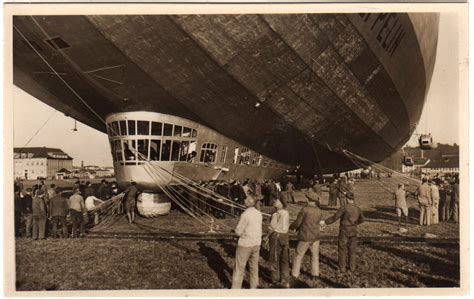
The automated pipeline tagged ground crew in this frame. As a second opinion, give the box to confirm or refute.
[328,179,338,207]
[416,178,432,226]
[321,192,365,273]
[393,183,409,228]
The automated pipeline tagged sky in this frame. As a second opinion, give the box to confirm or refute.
[11,13,461,167]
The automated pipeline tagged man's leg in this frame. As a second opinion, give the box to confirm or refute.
[78,213,85,235]
[38,217,46,239]
[71,211,78,237]
[25,214,32,237]
[348,236,357,272]
[452,201,459,222]
[291,241,310,278]
[231,246,251,289]
[425,205,431,226]
[338,231,349,271]
[51,216,58,238]
[58,216,68,238]
[309,240,320,277]
[32,217,39,240]
[279,234,290,285]
[419,206,425,226]
[248,246,260,289]
[268,233,280,284]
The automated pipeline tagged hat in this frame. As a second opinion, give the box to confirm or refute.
[36,189,45,196]
[345,192,354,200]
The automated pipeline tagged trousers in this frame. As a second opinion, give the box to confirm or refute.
[328,193,338,206]
[338,228,357,271]
[231,245,260,289]
[51,216,68,238]
[70,210,84,237]
[291,240,320,277]
[431,202,439,224]
[24,214,33,237]
[268,232,289,284]
[32,216,46,240]
[441,197,452,221]
[419,205,431,225]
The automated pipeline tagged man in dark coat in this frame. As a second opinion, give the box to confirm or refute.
[49,188,69,238]
[290,190,323,280]
[124,181,139,224]
[328,179,338,207]
[321,192,365,273]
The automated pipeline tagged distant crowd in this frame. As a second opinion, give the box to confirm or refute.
[13,179,124,239]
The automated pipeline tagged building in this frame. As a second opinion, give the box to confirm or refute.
[14,147,73,180]
[421,155,459,174]
[401,157,430,174]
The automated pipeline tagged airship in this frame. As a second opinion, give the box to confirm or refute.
[13,13,439,215]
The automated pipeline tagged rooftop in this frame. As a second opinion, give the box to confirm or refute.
[422,156,459,169]
[14,147,73,160]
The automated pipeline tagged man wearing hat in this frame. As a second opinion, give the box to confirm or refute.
[289,188,323,281]
[68,188,86,238]
[321,192,365,273]
[32,189,48,240]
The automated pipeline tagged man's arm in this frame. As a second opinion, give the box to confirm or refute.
[356,208,365,225]
[270,212,279,231]
[323,206,345,225]
[234,213,248,236]
[289,209,304,231]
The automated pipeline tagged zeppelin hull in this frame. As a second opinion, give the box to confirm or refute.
[13,14,439,174]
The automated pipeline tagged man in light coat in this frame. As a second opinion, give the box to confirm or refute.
[231,195,262,289]
[429,180,440,224]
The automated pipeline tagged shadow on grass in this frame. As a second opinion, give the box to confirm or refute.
[363,206,418,225]
[319,252,339,271]
[391,268,459,287]
[369,243,460,283]
[317,275,349,288]
[197,242,232,288]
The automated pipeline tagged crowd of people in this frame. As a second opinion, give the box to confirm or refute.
[231,188,364,288]
[13,179,125,239]
[13,171,460,288]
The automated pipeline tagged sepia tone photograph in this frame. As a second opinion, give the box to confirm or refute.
[3,2,469,296]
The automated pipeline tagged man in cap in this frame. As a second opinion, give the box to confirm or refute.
[231,195,262,289]
[68,188,86,237]
[290,187,323,281]
[321,192,365,273]
[32,189,48,240]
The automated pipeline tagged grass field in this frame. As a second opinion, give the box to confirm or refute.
[14,178,460,291]
[15,238,459,290]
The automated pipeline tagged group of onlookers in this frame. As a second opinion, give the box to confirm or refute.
[231,188,364,289]
[14,179,124,240]
[414,176,459,225]
[392,174,460,228]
